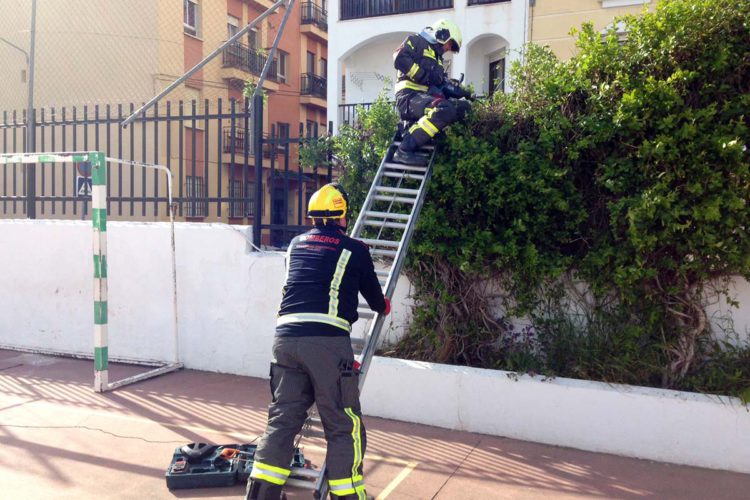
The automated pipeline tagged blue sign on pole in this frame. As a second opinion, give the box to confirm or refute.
[76,175,92,197]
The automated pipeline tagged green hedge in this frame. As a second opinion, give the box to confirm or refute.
[388,0,750,400]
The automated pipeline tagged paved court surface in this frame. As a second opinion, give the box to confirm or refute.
[1,348,749,499]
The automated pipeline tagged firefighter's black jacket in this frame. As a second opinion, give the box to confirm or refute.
[276,224,387,337]
[393,33,445,96]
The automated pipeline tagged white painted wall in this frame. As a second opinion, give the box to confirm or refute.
[328,0,528,129]
[0,220,412,376]
[362,357,750,474]
[342,37,405,105]
[1,220,749,474]
[465,35,509,95]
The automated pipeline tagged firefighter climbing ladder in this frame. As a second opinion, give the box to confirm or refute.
[283,136,438,498]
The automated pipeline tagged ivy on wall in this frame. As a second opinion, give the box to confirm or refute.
[383,0,750,399]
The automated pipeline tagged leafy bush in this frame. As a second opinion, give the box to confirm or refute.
[333,91,398,225]
[392,0,750,397]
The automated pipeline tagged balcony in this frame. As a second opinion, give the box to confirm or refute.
[301,2,328,31]
[467,0,510,5]
[340,0,453,20]
[223,127,282,165]
[222,41,279,91]
[223,126,254,156]
[300,73,327,109]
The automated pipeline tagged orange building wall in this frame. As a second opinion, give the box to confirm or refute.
[184,35,204,89]
[264,2,302,139]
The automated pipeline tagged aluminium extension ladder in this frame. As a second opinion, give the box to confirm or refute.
[280,133,439,499]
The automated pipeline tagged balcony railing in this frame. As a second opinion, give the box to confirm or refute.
[340,0,453,20]
[301,73,327,99]
[223,126,254,155]
[222,41,278,81]
[301,2,328,31]
[467,0,510,5]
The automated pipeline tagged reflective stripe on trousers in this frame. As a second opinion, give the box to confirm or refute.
[249,460,291,486]
[329,474,366,498]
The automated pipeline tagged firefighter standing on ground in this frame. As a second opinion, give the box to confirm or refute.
[246,183,390,500]
[393,19,474,166]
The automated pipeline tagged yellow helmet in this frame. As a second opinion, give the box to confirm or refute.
[307,183,349,222]
[431,19,462,53]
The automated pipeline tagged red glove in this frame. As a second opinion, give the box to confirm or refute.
[382,297,391,316]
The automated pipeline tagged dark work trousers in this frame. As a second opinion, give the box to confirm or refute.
[251,335,366,498]
[396,91,471,151]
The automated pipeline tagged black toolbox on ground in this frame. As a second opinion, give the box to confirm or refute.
[165,442,306,490]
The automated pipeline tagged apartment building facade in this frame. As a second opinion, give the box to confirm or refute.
[530,0,654,58]
[327,0,653,130]
[0,0,331,246]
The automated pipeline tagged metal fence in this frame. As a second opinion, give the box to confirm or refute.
[339,101,400,127]
[0,97,333,248]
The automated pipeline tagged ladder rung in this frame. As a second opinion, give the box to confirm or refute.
[383,171,425,181]
[360,238,400,248]
[376,269,390,276]
[307,417,322,426]
[392,141,434,151]
[373,195,416,204]
[364,220,407,230]
[287,478,316,489]
[384,162,428,173]
[290,467,321,479]
[376,186,420,196]
[365,210,411,221]
[350,337,365,348]
[358,310,375,319]
[372,248,398,257]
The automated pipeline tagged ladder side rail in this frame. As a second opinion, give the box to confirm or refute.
[357,147,436,389]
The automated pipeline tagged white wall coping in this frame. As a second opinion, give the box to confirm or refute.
[362,356,750,474]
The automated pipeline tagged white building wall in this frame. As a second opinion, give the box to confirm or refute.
[342,38,405,105]
[328,0,529,130]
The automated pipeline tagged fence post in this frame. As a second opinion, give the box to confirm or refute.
[26,0,37,219]
[252,94,264,248]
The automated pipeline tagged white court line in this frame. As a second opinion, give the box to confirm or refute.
[376,461,418,499]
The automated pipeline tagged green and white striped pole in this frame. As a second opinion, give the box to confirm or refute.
[91,152,109,392]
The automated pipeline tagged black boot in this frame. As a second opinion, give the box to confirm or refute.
[329,494,374,500]
[393,133,429,166]
[245,478,285,500]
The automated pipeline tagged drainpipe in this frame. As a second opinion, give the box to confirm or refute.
[528,0,535,48]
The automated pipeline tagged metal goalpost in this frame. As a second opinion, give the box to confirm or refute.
[0,151,182,392]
